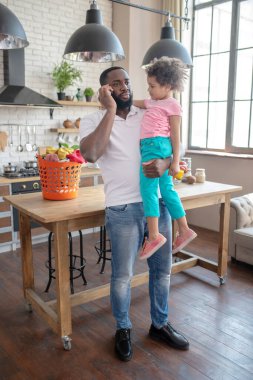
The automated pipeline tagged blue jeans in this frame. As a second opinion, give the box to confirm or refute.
[105,200,172,330]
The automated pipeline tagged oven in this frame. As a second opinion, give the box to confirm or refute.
[11,180,41,231]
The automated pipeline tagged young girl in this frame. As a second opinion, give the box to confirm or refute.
[134,57,196,260]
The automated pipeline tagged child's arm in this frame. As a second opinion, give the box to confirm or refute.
[133,100,146,109]
[169,115,181,176]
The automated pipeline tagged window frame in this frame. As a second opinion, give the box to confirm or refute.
[188,0,253,154]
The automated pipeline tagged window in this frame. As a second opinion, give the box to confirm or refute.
[189,0,253,154]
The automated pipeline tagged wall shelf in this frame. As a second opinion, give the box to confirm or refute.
[50,128,79,133]
[57,101,100,107]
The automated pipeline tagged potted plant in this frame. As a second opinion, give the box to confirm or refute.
[84,87,94,102]
[51,61,82,100]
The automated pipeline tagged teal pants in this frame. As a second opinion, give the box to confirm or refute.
[140,136,185,220]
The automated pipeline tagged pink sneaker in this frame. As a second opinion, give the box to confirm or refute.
[172,229,197,254]
[140,233,167,260]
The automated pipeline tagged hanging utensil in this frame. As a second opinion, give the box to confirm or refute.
[25,126,33,152]
[58,133,66,144]
[32,126,38,151]
[66,134,74,144]
[0,131,8,152]
[9,125,15,157]
[9,125,13,149]
[17,125,23,152]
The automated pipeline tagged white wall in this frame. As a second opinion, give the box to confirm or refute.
[0,0,112,168]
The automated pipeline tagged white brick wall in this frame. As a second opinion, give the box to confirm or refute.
[0,0,112,168]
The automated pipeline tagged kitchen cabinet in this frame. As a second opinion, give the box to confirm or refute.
[0,184,13,249]
[0,168,103,254]
[79,172,103,187]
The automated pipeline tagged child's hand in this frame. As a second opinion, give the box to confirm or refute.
[169,162,180,177]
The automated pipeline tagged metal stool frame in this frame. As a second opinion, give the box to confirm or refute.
[45,230,87,294]
[94,226,111,274]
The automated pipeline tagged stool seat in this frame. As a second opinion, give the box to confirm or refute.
[45,230,87,294]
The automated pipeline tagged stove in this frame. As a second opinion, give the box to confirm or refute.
[11,178,42,232]
[2,168,39,178]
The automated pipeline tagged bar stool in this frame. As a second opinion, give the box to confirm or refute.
[94,226,111,274]
[45,230,87,294]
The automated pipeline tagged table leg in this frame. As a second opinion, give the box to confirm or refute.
[53,221,72,343]
[218,194,231,283]
[19,212,34,300]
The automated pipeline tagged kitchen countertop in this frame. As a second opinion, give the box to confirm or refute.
[0,167,101,184]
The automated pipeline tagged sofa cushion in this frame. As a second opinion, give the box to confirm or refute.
[234,227,253,250]
[230,195,253,228]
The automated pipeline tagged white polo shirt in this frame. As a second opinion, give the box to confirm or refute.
[80,106,145,207]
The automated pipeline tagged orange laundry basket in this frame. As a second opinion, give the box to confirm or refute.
[37,156,82,200]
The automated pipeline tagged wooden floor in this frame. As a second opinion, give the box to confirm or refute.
[0,226,253,380]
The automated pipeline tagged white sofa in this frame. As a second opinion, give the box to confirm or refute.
[229,193,253,266]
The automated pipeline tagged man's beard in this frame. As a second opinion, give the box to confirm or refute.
[112,92,133,109]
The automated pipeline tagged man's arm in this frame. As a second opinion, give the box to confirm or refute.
[80,85,116,163]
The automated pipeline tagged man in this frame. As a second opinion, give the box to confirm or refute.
[79,67,189,362]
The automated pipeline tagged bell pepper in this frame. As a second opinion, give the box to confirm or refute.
[66,149,86,164]
[57,147,70,160]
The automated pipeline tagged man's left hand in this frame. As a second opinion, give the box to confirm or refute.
[142,158,170,178]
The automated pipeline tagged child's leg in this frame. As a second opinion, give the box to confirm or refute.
[147,216,159,240]
[159,174,197,253]
[139,137,170,259]
[172,223,197,254]
[139,166,166,260]
[176,216,190,235]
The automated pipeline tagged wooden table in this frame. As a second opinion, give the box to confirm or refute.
[4,181,241,349]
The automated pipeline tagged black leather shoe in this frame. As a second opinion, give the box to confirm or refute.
[149,322,189,350]
[115,328,133,361]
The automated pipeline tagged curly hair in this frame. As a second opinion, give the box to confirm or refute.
[145,57,188,92]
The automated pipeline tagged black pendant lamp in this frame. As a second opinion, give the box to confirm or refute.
[0,3,29,49]
[109,0,192,68]
[142,19,193,68]
[63,0,125,63]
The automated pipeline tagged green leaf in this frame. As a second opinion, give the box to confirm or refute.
[71,144,79,150]
[59,142,69,148]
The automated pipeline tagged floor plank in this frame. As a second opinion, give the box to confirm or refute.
[0,226,252,380]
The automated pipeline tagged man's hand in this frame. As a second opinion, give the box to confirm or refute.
[98,85,116,112]
[142,158,171,178]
